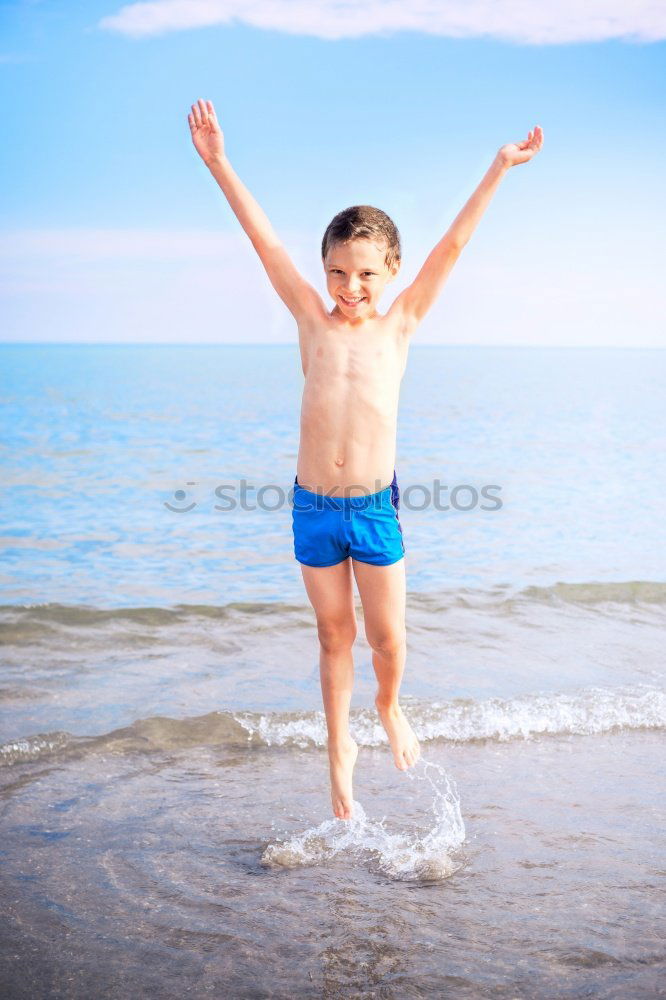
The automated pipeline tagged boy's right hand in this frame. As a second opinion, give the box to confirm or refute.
[188,98,225,165]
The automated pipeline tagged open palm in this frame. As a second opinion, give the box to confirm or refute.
[499,125,544,167]
[188,98,225,165]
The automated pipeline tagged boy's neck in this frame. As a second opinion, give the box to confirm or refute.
[331,304,380,326]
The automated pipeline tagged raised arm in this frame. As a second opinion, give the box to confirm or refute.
[391,125,544,332]
[188,98,325,324]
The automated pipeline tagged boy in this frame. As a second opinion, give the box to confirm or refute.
[188,98,543,820]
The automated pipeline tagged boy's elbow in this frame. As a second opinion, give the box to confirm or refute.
[445,233,465,253]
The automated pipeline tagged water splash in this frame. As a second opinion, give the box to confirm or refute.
[261,759,465,882]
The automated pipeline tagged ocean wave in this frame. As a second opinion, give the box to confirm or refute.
[0,599,305,630]
[1,580,665,636]
[237,684,666,748]
[515,580,666,606]
[0,730,72,765]
[1,684,663,768]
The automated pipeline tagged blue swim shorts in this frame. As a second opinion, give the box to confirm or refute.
[292,472,405,568]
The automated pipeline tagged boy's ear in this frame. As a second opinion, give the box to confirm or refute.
[387,260,400,282]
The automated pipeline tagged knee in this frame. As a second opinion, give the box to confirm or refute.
[317,618,357,654]
[367,627,406,658]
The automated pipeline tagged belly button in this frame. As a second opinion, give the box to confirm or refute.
[335,457,344,467]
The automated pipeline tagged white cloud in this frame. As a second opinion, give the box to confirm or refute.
[99,0,666,43]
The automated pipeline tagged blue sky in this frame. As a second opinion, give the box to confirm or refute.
[1,1,664,345]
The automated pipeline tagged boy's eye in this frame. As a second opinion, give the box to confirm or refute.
[331,270,375,276]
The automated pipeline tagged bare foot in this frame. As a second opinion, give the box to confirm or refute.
[375,699,421,771]
[327,737,358,820]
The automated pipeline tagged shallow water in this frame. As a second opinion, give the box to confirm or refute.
[1,584,665,998]
[1,345,665,997]
[2,726,664,997]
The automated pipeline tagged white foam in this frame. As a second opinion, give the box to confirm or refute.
[0,730,72,765]
[237,684,666,749]
[262,760,466,881]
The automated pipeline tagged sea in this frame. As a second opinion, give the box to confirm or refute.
[1,343,664,999]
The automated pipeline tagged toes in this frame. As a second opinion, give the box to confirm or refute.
[401,741,421,768]
[333,799,352,820]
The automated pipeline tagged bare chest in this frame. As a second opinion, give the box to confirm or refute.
[302,327,407,389]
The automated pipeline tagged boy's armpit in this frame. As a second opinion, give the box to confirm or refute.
[386,293,422,337]
[255,242,326,323]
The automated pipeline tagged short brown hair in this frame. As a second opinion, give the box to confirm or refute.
[321,205,401,270]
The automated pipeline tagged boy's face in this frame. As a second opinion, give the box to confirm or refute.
[324,238,400,321]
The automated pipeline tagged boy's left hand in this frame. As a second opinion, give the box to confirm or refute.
[498,125,544,167]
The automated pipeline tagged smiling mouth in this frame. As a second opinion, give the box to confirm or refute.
[340,296,366,307]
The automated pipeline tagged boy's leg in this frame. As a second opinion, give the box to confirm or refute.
[300,558,359,820]
[352,557,420,771]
